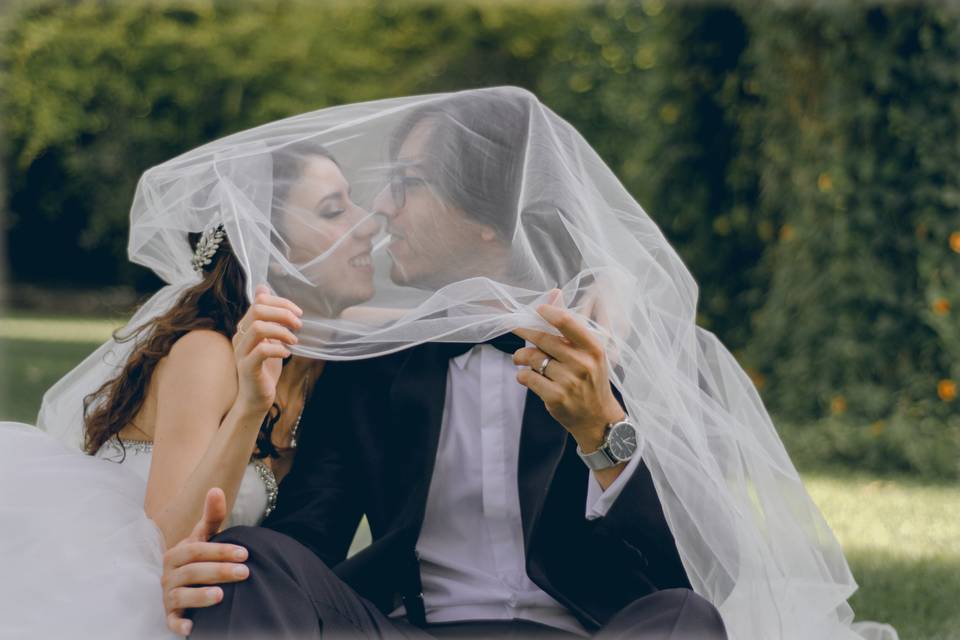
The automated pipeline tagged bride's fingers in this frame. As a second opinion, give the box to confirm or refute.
[252,287,304,317]
[240,340,292,372]
[234,320,298,357]
[236,304,303,338]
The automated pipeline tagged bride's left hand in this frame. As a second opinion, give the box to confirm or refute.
[231,284,304,415]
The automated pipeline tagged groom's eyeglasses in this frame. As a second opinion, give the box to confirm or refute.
[389,171,429,209]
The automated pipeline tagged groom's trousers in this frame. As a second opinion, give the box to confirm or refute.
[188,526,727,640]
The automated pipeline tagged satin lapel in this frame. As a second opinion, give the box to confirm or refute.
[388,343,450,537]
[517,388,570,550]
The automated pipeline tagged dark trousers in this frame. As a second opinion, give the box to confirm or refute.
[189,526,727,640]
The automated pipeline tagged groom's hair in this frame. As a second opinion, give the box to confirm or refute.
[388,87,532,242]
[390,88,585,287]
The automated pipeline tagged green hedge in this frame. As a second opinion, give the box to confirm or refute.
[3,1,958,477]
[741,6,960,479]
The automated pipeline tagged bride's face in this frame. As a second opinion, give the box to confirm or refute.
[277,155,379,315]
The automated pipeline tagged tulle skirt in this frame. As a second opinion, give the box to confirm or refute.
[0,421,175,639]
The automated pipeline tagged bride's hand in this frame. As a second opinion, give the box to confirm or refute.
[232,284,304,414]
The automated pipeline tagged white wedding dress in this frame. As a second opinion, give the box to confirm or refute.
[0,420,278,640]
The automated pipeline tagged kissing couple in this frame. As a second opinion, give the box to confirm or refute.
[0,88,895,640]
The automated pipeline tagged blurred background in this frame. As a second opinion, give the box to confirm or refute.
[0,1,957,637]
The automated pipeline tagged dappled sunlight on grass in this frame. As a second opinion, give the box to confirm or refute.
[805,472,960,640]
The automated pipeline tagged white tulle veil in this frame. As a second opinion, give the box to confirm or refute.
[36,87,895,640]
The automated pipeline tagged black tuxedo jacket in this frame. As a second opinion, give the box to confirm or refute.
[263,342,690,631]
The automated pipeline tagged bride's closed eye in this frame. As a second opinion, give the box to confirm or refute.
[318,208,345,220]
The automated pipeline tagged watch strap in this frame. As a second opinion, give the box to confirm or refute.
[576,442,620,470]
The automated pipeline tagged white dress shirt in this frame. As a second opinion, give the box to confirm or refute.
[395,343,642,634]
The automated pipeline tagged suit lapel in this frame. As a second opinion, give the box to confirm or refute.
[517,388,570,550]
[387,343,450,536]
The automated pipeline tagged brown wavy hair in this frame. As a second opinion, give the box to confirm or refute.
[82,231,250,455]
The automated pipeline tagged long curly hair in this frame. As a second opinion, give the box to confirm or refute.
[82,231,259,455]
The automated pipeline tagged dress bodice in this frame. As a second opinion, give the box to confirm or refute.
[95,438,278,527]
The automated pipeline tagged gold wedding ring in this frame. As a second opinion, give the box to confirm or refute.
[536,356,552,376]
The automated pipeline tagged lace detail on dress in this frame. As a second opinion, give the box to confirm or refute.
[100,437,276,522]
[253,459,279,518]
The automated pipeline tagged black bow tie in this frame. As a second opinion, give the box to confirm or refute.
[443,333,525,359]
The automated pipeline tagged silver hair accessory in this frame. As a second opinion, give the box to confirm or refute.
[191,224,226,273]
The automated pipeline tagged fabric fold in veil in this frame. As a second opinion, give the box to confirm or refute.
[37,86,896,640]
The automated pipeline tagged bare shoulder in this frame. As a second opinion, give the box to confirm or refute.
[157,329,238,401]
[168,329,234,363]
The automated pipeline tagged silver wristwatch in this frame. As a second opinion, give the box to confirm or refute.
[576,418,639,471]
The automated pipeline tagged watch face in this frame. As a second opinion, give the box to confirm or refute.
[607,421,638,462]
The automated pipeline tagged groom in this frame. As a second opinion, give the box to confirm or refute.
[164,88,727,639]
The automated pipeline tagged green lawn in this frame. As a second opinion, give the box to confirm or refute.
[1,314,957,639]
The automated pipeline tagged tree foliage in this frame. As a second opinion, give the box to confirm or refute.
[3,1,958,475]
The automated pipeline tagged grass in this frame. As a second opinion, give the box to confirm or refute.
[2,313,957,639]
[805,473,960,639]
[0,313,123,422]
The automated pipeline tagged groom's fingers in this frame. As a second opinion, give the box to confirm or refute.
[166,610,192,637]
[166,541,247,569]
[165,585,224,611]
[189,488,228,542]
[167,561,250,589]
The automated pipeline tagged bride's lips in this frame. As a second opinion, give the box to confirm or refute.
[348,250,373,271]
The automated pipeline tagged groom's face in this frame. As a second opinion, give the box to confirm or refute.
[372,120,502,289]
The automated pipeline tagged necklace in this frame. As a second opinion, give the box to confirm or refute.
[287,376,311,449]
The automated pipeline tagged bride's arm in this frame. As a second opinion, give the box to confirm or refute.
[146,291,301,549]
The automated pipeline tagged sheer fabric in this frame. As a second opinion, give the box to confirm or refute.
[37,87,896,640]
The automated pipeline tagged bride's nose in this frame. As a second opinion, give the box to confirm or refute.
[351,208,381,240]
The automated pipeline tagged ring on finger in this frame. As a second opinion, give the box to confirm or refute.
[536,355,553,376]
[236,322,248,337]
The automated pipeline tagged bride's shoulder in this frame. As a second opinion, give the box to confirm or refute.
[156,329,237,394]
[169,329,233,358]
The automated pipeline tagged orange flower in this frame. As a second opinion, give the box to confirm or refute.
[779,224,795,242]
[830,395,847,415]
[747,369,766,391]
[817,173,833,192]
[933,298,951,315]
[870,421,885,437]
[938,380,957,402]
[950,231,960,253]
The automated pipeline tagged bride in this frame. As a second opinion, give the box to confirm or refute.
[0,141,379,639]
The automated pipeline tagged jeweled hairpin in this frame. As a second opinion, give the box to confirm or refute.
[191,224,226,273]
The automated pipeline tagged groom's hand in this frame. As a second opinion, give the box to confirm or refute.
[513,297,626,485]
[162,488,250,636]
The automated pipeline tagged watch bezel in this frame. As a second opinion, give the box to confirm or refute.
[605,419,638,463]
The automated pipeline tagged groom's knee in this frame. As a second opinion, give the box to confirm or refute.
[189,526,328,637]
[211,525,337,588]
[605,589,727,640]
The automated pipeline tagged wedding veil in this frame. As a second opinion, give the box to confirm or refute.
[37,87,896,640]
